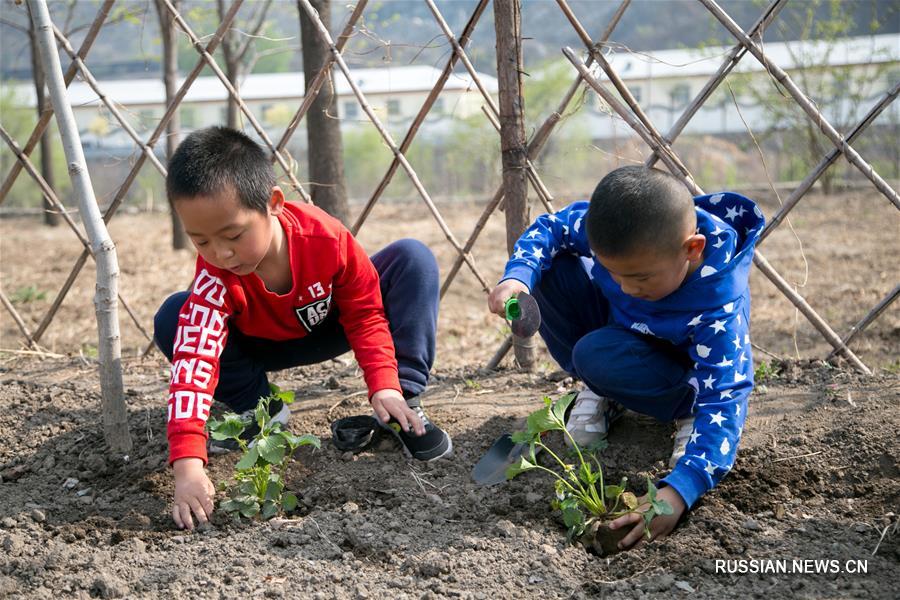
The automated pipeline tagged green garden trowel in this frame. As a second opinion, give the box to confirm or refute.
[504,292,541,338]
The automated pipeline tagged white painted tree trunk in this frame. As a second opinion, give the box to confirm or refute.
[28,0,133,454]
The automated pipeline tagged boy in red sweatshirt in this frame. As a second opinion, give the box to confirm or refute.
[153,127,451,530]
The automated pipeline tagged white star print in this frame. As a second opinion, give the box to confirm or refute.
[704,462,716,475]
[574,217,582,232]
[737,206,747,217]
[725,206,740,221]
[688,314,703,327]
[723,302,734,313]
[720,438,731,455]
[739,352,747,364]
[700,266,717,277]
[689,429,701,444]
[709,194,724,204]
[562,225,569,236]
[720,389,733,399]
[744,334,750,344]
[526,229,541,239]
[550,247,558,258]
[736,314,742,325]
[710,411,726,426]
[698,452,707,461]
[696,344,712,358]
[547,214,558,222]
[688,377,699,391]
[732,334,742,350]
[716,356,734,367]
[735,404,741,417]
[703,374,715,389]
[709,320,726,334]
[532,248,544,260]
[712,237,725,249]
[734,372,747,383]
[711,224,725,236]
[724,252,731,263]
[513,248,526,259]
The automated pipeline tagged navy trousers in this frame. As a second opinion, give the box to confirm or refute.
[154,239,439,413]
[530,254,695,422]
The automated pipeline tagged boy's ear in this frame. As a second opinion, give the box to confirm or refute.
[268,186,285,216]
[684,233,706,262]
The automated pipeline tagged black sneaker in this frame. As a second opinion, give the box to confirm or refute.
[378,396,453,461]
[208,394,292,454]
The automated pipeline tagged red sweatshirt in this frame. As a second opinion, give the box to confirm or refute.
[166,202,400,465]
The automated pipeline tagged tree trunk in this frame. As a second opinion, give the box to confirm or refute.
[493,0,534,371]
[154,0,188,249]
[29,0,132,455]
[26,6,60,227]
[217,0,240,129]
[299,0,349,224]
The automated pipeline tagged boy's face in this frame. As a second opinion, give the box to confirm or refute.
[174,187,283,276]
[594,234,705,302]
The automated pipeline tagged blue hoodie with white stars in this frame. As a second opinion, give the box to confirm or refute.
[502,192,765,509]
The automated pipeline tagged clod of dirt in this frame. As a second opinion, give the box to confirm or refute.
[91,572,127,599]
[580,521,629,557]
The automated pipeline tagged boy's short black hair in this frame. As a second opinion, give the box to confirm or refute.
[586,165,695,257]
[166,126,275,213]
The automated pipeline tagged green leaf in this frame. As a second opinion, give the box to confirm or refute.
[562,504,586,540]
[239,501,261,519]
[647,477,658,503]
[238,480,257,497]
[235,446,260,470]
[261,501,278,520]
[584,437,609,453]
[551,392,577,425]
[282,492,298,512]
[525,404,560,436]
[264,478,284,503]
[256,435,286,464]
[255,402,270,430]
[652,499,674,516]
[208,414,245,440]
[604,484,624,501]
[509,430,534,444]
[282,432,321,450]
[578,461,598,486]
[505,455,537,479]
[219,499,241,514]
[269,384,295,405]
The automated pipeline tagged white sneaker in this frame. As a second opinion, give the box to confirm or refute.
[564,389,623,448]
[669,416,695,468]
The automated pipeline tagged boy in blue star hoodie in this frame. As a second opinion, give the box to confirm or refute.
[488,166,764,551]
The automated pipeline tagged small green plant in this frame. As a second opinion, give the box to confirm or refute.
[506,393,672,550]
[11,285,46,304]
[208,389,320,520]
[754,360,782,383]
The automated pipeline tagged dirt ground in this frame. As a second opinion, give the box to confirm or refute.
[1,190,898,598]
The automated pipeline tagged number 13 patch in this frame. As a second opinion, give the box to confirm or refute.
[295,294,332,332]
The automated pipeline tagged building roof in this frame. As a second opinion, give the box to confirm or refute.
[9,64,497,108]
[599,33,899,80]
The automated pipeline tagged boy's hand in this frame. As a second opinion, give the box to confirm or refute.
[172,457,215,530]
[371,388,425,436]
[488,279,530,317]
[608,486,686,550]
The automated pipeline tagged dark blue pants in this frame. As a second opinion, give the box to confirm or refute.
[154,239,439,413]
[531,254,695,422]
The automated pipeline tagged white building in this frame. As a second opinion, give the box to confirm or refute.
[6,64,498,150]
[578,33,899,140]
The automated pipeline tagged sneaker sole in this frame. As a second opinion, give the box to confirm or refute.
[377,420,454,462]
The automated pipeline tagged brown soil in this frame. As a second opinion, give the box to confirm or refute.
[1,191,898,598]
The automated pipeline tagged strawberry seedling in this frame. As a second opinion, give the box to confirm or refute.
[506,393,673,555]
[208,389,320,520]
